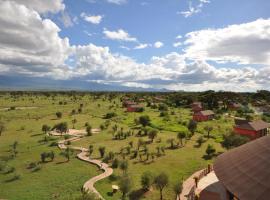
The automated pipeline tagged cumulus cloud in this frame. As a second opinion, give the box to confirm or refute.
[103,28,137,42]
[154,41,164,48]
[80,12,103,24]
[0,1,72,78]
[184,18,270,65]
[173,42,182,47]
[12,0,65,14]
[0,2,269,92]
[134,43,149,49]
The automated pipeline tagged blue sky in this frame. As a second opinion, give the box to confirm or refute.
[53,0,270,62]
[0,0,270,91]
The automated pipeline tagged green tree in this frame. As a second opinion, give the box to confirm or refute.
[56,112,62,119]
[206,144,216,158]
[148,129,158,143]
[222,133,249,149]
[154,172,169,200]
[188,120,197,135]
[120,160,128,174]
[119,175,132,199]
[139,115,151,127]
[53,122,68,134]
[42,124,51,134]
[86,125,92,136]
[141,171,154,191]
[204,125,213,139]
[177,131,186,146]
[98,146,106,158]
[60,147,73,162]
[89,145,94,158]
[173,181,183,200]
[72,118,77,129]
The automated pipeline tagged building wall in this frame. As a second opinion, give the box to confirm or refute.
[193,114,213,122]
[234,127,259,139]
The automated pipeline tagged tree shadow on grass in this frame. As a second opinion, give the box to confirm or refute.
[31,133,43,137]
[129,189,146,200]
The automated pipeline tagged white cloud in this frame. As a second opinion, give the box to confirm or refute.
[184,18,270,65]
[0,4,269,92]
[60,11,74,28]
[178,0,210,18]
[176,35,182,39]
[0,1,72,79]
[103,28,137,42]
[134,43,149,49]
[154,41,164,48]
[12,0,65,14]
[106,0,127,5]
[173,42,182,47]
[80,13,103,24]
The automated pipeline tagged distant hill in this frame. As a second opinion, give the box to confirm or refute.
[0,75,168,92]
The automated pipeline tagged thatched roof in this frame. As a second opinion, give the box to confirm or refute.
[214,136,270,200]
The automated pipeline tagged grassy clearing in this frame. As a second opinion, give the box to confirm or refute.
[0,93,231,200]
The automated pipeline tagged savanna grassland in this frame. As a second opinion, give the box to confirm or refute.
[0,92,240,200]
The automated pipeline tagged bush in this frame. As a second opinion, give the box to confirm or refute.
[104,112,117,119]
[222,133,249,149]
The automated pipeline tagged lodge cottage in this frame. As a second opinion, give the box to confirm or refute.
[191,102,203,112]
[126,104,144,112]
[122,100,137,108]
[234,118,269,139]
[228,102,242,110]
[193,110,215,122]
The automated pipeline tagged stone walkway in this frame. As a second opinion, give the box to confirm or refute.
[49,129,113,200]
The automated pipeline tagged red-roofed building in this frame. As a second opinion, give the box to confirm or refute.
[126,105,144,112]
[192,102,203,112]
[193,110,215,122]
[234,119,269,139]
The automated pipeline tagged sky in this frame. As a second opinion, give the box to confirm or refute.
[0,0,270,91]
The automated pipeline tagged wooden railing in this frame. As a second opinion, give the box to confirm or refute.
[184,164,214,200]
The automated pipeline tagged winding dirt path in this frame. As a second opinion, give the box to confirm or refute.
[49,129,113,200]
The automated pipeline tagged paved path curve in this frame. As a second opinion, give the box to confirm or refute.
[49,129,113,200]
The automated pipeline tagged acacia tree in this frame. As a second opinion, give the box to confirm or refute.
[154,172,169,200]
[188,120,197,135]
[139,115,151,127]
[11,141,18,158]
[72,119,77,129]
[53,122,68,134]
[119,175,132,199]
[204,125,213,139]
[173,181,183,200]
[56,112,62,119]
[98,146,106,158]
[0,122,5,136]
[177,131,186,147]
[148,129,158,143]
[141,171,154,191]
[60,147,73,162]
[42,124,51,134]
[120,160,128,174]
[89,145,94,158]
[86,125,92,136]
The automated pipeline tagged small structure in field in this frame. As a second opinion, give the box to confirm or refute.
[228,102,242,110]
[122,100,137,108]
[234,118,269,139]
[126,104,144,112]
[153,96,165,103]
[193,110,215,122]
[191,102,203,112]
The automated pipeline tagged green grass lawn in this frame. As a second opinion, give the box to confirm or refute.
[0,93,231,200]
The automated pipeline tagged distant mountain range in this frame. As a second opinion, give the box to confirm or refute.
[0,76,168,92]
